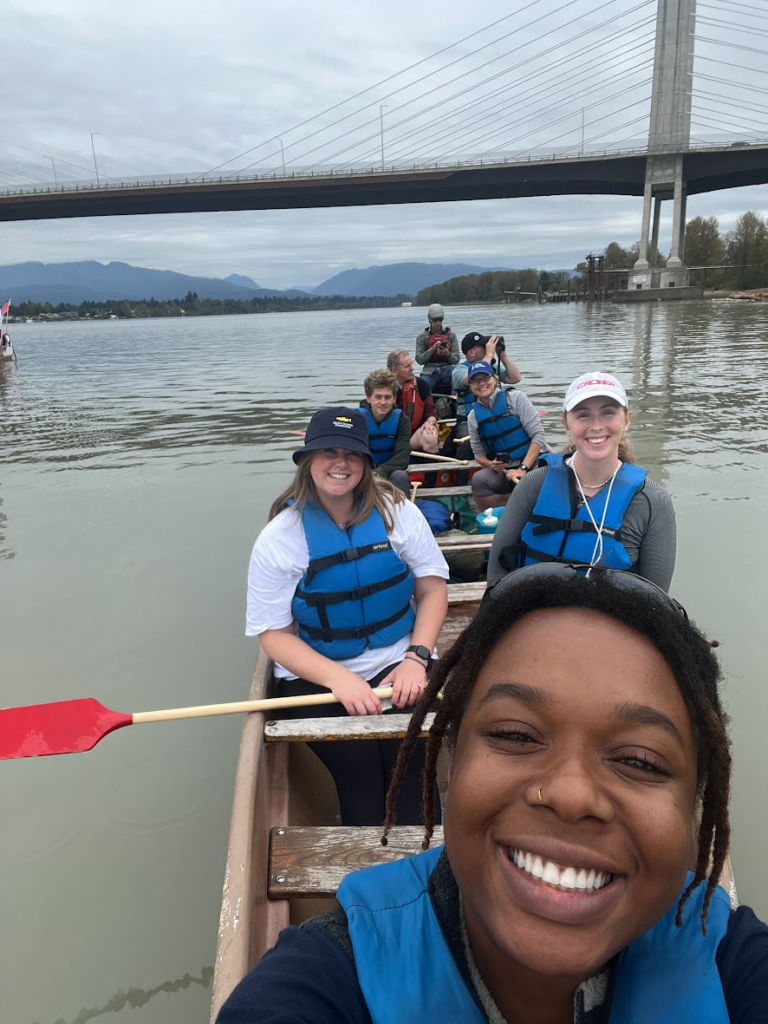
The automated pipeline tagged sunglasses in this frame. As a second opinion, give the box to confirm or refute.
[488,562,687,618]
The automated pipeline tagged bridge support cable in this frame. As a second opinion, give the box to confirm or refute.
[286,0,655,173]
[347,43,654,169]
[215,0,576,177]
[333,16,656,168]
[258,0,601,175]
[354,26,656,168]
[197,0,553,180]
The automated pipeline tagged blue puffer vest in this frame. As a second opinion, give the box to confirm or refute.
[291,502,415,659]
[338,846,731,1024]
[361,407,402,466]
[515,454,647,570]
[474,389,531,460]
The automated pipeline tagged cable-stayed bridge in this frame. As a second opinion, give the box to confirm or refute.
[1,0,766,289]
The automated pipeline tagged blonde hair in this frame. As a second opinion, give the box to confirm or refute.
[562,402,635,463]
[364,369,398,397]
[268,451,404,530]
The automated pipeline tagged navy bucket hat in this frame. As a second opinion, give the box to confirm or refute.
[292,407,374,465]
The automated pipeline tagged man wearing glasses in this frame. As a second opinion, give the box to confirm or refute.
[414,303,460,380]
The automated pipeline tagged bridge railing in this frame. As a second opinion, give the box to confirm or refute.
[2,138,767,199]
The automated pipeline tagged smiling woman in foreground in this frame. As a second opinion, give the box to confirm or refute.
[221,565,768,1024]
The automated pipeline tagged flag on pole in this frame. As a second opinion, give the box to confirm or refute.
[0,300,9,317]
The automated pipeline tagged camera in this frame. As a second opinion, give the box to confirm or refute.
[494,452,510,465]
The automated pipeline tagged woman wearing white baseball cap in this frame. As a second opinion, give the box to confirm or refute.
[487,372,677,591]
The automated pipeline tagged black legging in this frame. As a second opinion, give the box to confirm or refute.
[274,662,441,828]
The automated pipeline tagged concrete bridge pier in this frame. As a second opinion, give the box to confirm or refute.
[622,0,701,301]
[632,155,689,291]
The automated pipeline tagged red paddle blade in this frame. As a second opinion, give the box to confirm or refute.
[0,697,133,760]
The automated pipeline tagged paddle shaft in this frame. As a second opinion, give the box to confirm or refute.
[132,686,393,724]
[409,450,468,465]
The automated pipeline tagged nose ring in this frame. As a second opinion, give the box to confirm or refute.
[538,787,544,805]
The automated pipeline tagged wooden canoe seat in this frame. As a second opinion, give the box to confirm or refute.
[269,825,445,898]
[265,713,435,743]
[416,485,472,498]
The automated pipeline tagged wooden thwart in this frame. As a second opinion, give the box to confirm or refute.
[269,825,445,898]
[265,713,435,743]
[417,485,472,498]
[438,533,492,551]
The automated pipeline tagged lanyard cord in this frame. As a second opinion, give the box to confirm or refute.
[570,458,620,565]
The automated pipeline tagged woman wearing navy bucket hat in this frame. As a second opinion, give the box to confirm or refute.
[487,372,677,591]
[245,407,449,826]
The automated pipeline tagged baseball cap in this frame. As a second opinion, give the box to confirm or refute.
[461,331,491,355]
[427,303,445,320]
[563,372,628,412]
[292,407,374,465]
[467,360,495,380]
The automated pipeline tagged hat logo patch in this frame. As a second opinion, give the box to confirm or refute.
[577,378,616,390]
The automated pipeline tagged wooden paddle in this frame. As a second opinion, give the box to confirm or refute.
[0,686,394,761]
[409,451,468,465]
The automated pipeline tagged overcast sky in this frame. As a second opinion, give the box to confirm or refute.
[3,0,767,288]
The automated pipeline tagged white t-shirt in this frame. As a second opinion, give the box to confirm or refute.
[246,498,450,679]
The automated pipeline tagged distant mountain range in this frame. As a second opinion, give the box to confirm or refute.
[311,262,512,297]
[0,261,307,304]
[0,259,529,305]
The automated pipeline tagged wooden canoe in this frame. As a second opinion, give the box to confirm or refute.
[210,578,738,1021]
[209,586,481,1020]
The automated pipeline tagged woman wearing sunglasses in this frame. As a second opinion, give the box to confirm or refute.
[487,372,676,591]
[220,565,767,1023]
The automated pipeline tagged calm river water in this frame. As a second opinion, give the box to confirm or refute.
[2,302,768,1023]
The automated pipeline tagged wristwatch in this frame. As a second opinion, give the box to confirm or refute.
[406,644,431,664]
[520,464,531,472]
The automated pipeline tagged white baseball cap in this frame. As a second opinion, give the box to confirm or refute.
[427,303,445,320]
[563,372,628,412]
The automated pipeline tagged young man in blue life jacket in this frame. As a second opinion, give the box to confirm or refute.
[466,360,549,512]
[359,368,411,495]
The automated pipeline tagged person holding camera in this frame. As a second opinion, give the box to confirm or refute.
[414,303,460,381]
[466,361,548,512]
[453,332,522,430]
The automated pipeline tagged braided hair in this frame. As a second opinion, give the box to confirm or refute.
[383,567,731,932]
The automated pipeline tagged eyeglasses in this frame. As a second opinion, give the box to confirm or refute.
[488,562,687,618]
[430,317,444,323]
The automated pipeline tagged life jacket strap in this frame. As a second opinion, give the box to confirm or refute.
[295,567,411,608]
[300,600,414,643]
[522,546,637,570]
[303,541,393,585]
[529,514,622,540]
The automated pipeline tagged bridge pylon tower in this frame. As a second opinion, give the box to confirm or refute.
[632,0,697,291]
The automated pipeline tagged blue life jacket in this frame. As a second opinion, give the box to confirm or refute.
[338,846,731,1024]
[511,454,647,571]
[361,407,402,466]
[473,389,531,460]
[291,502,415,659]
